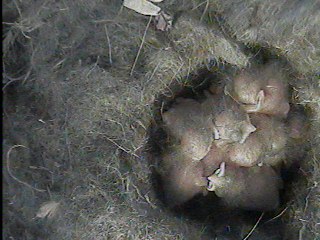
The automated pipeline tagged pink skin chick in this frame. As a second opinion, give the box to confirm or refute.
[161,150,208,207]
[284,110,309,166]
[207,162,282,211]
[201,143,227,176]
[227,133,263,167]
[162,98,214,161]
[203,94,256,148]
[287,110,308,141]
[250,114,288,167]
[227,63,290,118]
[244,78,290,118]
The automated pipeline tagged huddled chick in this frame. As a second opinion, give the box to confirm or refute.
[227,132,264,167]
[162,97,214,161]
[250,114,288,166]
[285,108,309,166]
[209,94,257,147]
[225,62,290,118]
[160,148,208,207]
[158,62,305,211]
[227,114,288,167]
[207,163,282,211]
[201,143,226,176]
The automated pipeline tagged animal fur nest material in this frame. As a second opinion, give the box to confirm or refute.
[208,0,320,75]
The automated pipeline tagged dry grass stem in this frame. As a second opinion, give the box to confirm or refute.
[243,212,265,240]
[104,24,113,64]
[6,145,46,192]
[130,15,152,76]
[265,205,290,223]
[106,137,139,158]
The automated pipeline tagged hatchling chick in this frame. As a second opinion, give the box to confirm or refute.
[250,114,288,167]
[285,109,309,166]
[160,149,208,207]
[227,132,264,167]
[162,97,214,161]
[227,114,288,167]
[207,162,282,211]
[201,143,227,176]
[287,109,309,141]
[226,62,290,118]
[203,94,256,148]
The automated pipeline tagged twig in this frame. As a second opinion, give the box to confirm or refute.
[106,118,126,138]
[104,25,113,64]
[130,180,144,200]
[130,16,152,76]
[106,164,126,191]
[2,78,21,91]
[265,206,289,224]
[160,101,165,118]
[243,212,265,240]
[200,0,210,22]
[6,145,46,192]
[303,187,313,213]
[2,22,15,26]
[298,223,306,240]
[192,0,207,11]
[53,59,66,70]
[86,56,99,78]
[144,193,157,209]
[2,63,32,91]
[106,137,139,158]
[146,61,160,84]
[65,128,72,169]
[170,62,185,84]
[12,0,22,18]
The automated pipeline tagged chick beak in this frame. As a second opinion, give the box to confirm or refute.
[243,90,265,113]
[207,162,226,191]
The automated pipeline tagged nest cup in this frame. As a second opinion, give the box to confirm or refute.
[148,58,312,239]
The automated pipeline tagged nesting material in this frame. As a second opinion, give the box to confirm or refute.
[160,62,307,211]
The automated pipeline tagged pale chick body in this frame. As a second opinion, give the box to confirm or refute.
[162,98,214,161]
[285,110,309,166]
[201,143,226,177]
[202,93,256,148]
[207,163,282,211]
[160,149,208,207]
[227,114,288,167]
[227,62,290,118]
[287,110,308,141]
[251,114,288,166]
[227,133,263,167]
